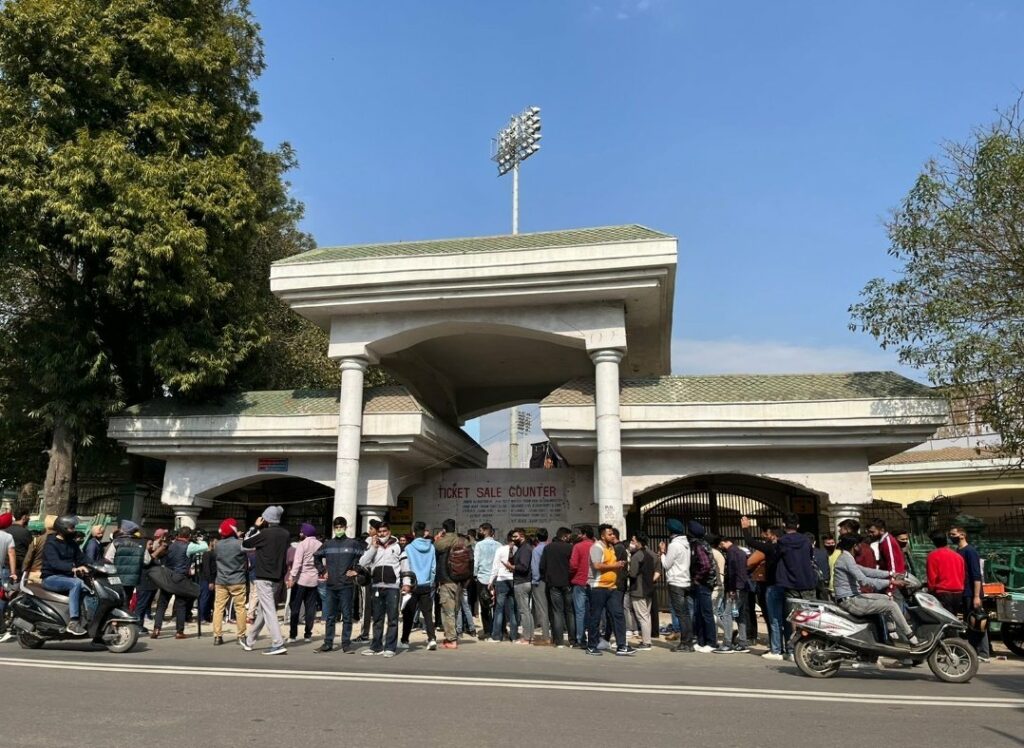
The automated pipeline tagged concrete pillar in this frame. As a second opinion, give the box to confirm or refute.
[592,348,625,531]
[359,506,386,533]
[335,357,368,525]
[173,507,201,530]
[826,503,865,534]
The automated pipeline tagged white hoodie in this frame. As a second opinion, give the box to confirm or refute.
[662,534,691,588]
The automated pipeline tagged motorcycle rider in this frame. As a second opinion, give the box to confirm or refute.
[833,535,918,646]
[40,515,90,636]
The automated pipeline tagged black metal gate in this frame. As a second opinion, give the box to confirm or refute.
[630,481,798,614]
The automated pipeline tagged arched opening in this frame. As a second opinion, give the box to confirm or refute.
[194,476,334,535]
[627,473,824,543]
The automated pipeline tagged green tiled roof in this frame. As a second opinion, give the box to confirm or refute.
[542,372,940,406]
[274,224,671,265]
[121,386,424,418]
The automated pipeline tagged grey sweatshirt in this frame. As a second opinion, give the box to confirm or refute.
[833,550,892,600]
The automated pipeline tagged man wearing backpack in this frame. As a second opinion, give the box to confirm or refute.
[687,521,719,653]
[434,518,472,649]
[662,518,694,653]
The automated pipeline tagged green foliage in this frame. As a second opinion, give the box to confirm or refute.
[0,0,339,490]
[850,102,1024,455]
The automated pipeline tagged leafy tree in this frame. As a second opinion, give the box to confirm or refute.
[0,0,303,513]
[850,102,1024,455]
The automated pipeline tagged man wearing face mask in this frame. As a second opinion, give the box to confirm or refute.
[951,525,990,662]
[359,520,403,656]
[893,529,916,578]
[473,523,501,639]
[313,516,365,653]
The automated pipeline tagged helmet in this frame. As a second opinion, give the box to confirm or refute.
[53,514,79,539]
[966,607,990,633]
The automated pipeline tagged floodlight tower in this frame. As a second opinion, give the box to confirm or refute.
[491,106,542,467]
[491,106,541,235]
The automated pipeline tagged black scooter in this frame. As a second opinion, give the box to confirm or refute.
[9,563,140,653]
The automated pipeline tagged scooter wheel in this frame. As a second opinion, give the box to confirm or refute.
[1001,624,1024,658]
[793,638,840,678]
[927,637,978,683]
[104,622,139,654]
[18,631,44,650]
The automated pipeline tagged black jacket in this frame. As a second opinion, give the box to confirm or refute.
[242,524,290,582]
[314,536,366,588]
[41,536,84,578]
[512,542,534,584]
[540,540,572,587]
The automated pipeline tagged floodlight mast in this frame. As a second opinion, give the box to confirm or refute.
[491,106,541,467]
[491,106,542,236]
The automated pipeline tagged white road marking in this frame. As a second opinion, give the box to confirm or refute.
[2,657,1020,709]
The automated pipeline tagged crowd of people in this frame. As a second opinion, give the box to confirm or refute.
[0,506,993,662]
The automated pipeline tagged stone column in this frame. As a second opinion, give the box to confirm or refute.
[336,357,368,526]
[173,507,201,530]
[359,506,387,533]
[592,349,625,531]
[826,503,865,534]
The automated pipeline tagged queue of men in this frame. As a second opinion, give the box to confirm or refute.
[0,506,996,663]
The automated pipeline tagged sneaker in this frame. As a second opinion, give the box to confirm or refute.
[625,630,637,638]
[315,644,334,653]
[361,649,382,656]
[0,631,14,643]
[286,637,298,643]
[66,620,87,637]
[354,634,369,642]
[906,635,920,646]
[616,647,637,656]
[584,648,603,656]
[482,637,500,643]
[713,645,736,654]
[694,644,714,653]
[441,640,458,649]
[382,650,395,658]
[672,644,694,653]
[596,638,611,651]
[397,640,410,650]
[978,655,990,663]
[762,652,784,661]
[303,636,313,643]
[213,636,224,646]
[238,639,253,651]
[664,632,680,641]
[427,639,437,651]
[636,643,653,651]
[262,645,288,656]
[556,644,567,649]
[733,645,750,653]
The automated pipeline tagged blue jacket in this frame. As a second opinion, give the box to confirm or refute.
[775,531,817,591]
[403,537,436,587]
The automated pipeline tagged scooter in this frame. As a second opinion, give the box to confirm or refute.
[9,562,140,653]
[787,575,978,683]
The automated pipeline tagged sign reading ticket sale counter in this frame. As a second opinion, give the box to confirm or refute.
[411,467,595,537]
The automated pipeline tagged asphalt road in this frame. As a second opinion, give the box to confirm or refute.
[2,622,1021,748]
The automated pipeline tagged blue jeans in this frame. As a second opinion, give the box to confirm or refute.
[42,575,87,620]
[587,587,626,650]
[456,585,476,635]
[692,585,717,647]
[370,587,400,653]
[322,585,355,649]
[491,580,518,641]
[667,585,694,645]
[766,584,791,655]
[572,585,590,646]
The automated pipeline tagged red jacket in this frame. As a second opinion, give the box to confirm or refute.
[569,538,594,587]
[876,533,906,574]
[927,547,966,594]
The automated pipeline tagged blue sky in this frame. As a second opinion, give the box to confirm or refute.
[250,0,1022,393]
